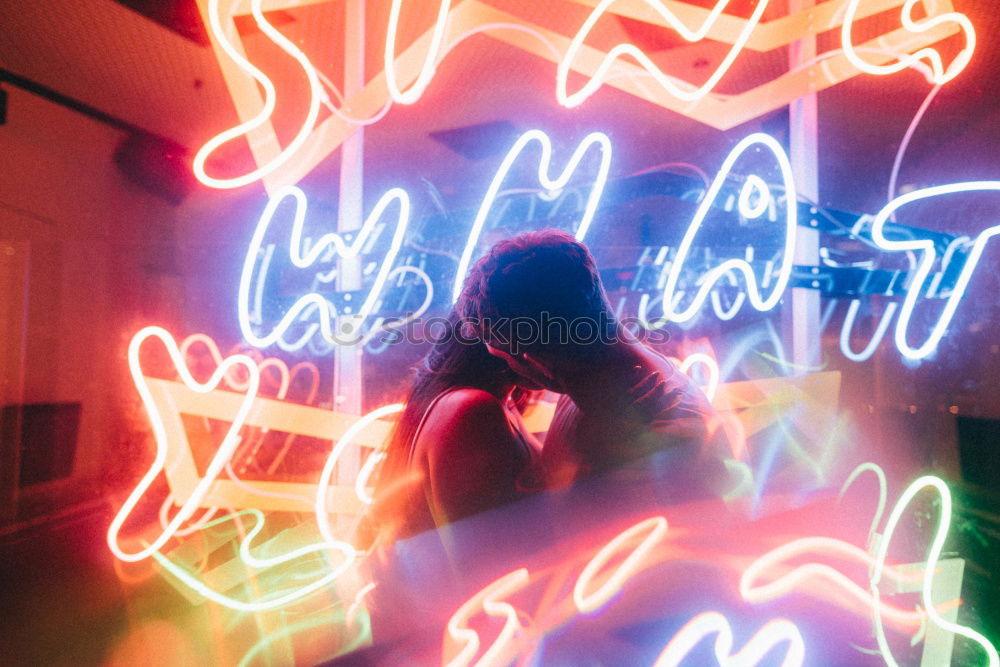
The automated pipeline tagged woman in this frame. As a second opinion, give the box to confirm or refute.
[368,310,542,544]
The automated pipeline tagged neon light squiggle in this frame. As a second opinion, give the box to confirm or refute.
[839,300,898,363]
[107,326,260,563]
[870,476,999,667]
[359,264,436,347]
[679,353,720,402]
[355,451,386,505]
[742,468,996,664]
[841,0,975,85]
[384,0,451,104]
[838,462,888,548]
[180,333,254,391]
[149,405,403,611]
[238,185,413,349]
[193,0,322,189]
[869,182,1000,360]
[443,515,824,665]
[648,133,796,325]
[111,327,369,610]
[151,509,355,612]
[573,516,668,613]
[451,129,612,302]
[159,492,219,539]
[710,271,747,322]
[445,568,530,667]
[557,0,770,107]
[315,404,404,546]
[346,582,377,628]
[653,611,805,667]
[179,333,299,401]
[740,536,928,629]
[237,606,370,667]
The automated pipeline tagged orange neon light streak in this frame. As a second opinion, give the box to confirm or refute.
[135,375,390,514]
[558,0,770,106]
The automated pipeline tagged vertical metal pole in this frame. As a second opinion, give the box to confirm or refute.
[334,0,365,487]
[787,0,821,371]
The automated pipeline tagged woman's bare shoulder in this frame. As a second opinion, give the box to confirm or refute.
[419,388,512,445]
[432,388,505,415]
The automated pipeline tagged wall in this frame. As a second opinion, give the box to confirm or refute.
[0,85,186,524]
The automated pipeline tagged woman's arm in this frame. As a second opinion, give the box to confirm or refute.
[418,388,529,525]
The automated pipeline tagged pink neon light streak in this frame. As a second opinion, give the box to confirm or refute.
[739,536,929,630]
[573,516,668,613]
[841,0,975,85]
[445,568,530,667]
[193,0,322,189]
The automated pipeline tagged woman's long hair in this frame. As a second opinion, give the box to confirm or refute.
[367,310,513,542]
